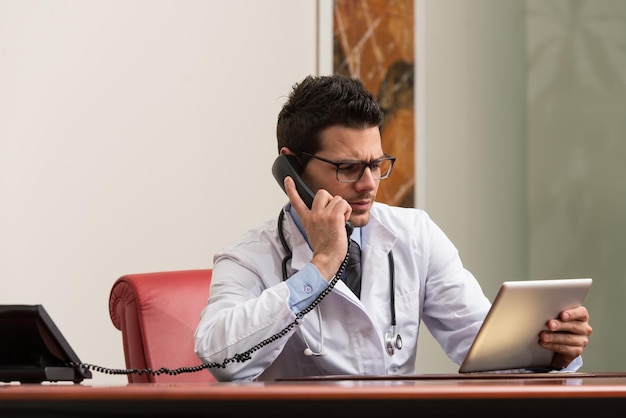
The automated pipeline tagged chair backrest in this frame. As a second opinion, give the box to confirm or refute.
[108,269,215,383]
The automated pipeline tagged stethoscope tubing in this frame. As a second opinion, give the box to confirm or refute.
[277,208,401,356]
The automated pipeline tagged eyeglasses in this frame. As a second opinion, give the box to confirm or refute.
[301,152,396,183]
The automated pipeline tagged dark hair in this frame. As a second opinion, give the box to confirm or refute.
[276,75,383,159]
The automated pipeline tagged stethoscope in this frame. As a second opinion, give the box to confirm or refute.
[277,209,403,356]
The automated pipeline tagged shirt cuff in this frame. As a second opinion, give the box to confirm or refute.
[285,263,329,314]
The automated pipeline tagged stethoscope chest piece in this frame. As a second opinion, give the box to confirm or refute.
[385,326,403,356]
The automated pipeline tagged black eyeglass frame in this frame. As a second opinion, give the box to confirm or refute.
[301,152,396,183]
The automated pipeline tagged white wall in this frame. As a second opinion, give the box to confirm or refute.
[0,0,317,385]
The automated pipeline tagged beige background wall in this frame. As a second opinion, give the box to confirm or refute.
[1,0,623,384]
[415,0,528,373]
[417,0,626,374]
[525,0,626,373]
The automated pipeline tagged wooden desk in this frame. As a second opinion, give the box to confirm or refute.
[2,372,626,417]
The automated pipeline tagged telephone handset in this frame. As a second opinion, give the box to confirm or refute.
[272,154,354,235]
[272,154,315,209]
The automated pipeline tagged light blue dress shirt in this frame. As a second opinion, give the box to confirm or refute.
[283,204,360,314]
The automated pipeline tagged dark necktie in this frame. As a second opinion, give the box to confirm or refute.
[343,239,362,298]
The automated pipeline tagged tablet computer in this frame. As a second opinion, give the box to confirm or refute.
[459,278,592,373]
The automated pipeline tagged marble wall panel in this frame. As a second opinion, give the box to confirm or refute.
[334,0,415,207]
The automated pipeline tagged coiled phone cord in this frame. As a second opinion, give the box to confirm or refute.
[70,237,350,377]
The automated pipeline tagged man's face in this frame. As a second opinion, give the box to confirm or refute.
[301,125,384,227]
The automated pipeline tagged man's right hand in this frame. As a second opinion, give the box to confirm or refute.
[284,176,351,281]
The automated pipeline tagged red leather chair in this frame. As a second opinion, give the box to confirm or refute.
[108,269,215,383]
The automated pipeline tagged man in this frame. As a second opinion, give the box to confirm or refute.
[194,75,592,382]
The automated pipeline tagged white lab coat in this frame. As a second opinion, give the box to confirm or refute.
[194,202,492,382]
